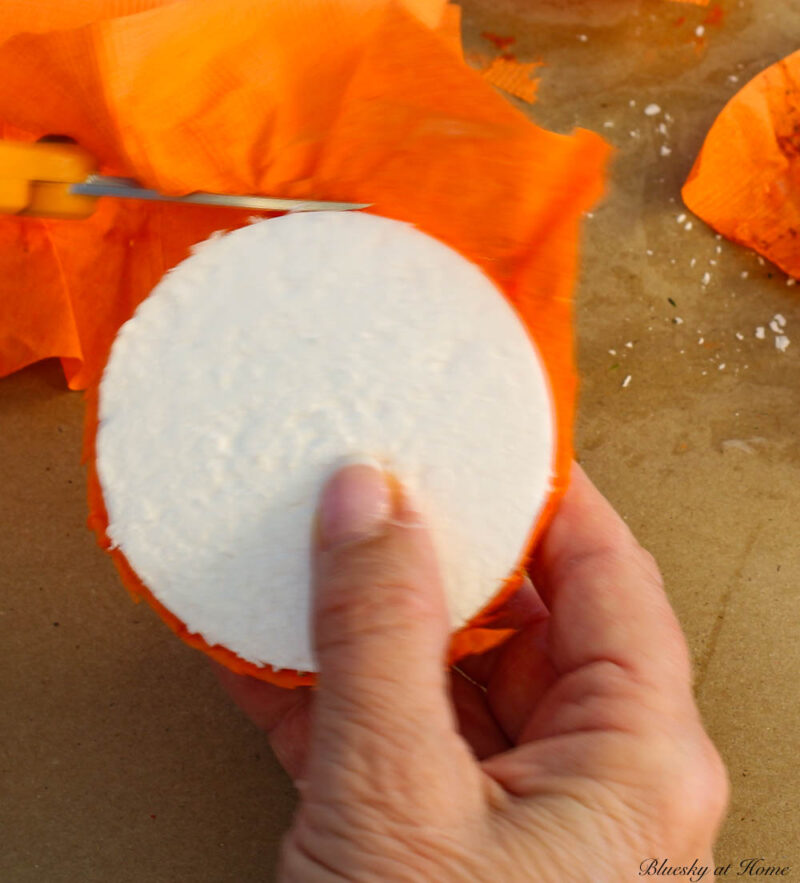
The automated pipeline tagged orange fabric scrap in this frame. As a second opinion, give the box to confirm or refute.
[683,50,800,280]
[481,57,541,105]
[0,0,609,685]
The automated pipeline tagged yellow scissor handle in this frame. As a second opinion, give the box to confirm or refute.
[0,139,98,219]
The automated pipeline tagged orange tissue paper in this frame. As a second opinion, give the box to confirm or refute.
[0,0,609,685]
[683,49,800,280]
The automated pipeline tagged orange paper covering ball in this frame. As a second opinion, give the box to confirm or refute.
[0,0,609,686]
[93,211,561,683]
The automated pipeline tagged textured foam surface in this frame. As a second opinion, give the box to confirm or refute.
[96,212,555,672]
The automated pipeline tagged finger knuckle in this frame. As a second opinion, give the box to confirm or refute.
[635,545,664,587]
[560,533,661,591]
[318,546,436,625]
[314,567,437,665]
[634,725,729,843]
[695,734,730,823]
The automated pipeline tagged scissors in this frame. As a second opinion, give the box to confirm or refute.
[0,138,368,220]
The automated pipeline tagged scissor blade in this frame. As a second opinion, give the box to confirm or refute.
[70,175,369,213]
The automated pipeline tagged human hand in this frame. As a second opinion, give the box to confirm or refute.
[217,461,728,882]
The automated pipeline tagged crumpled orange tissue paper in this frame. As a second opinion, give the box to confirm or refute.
[0,0,609,685]
[683,49,800,280]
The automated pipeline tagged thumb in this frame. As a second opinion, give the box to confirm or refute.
[309,460,454,767]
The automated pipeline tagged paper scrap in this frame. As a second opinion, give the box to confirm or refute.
[683,50,800,279]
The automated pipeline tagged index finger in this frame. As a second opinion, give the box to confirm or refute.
[528,461,693,695]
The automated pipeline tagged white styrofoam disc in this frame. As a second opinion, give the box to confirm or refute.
[96,212,555,672]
